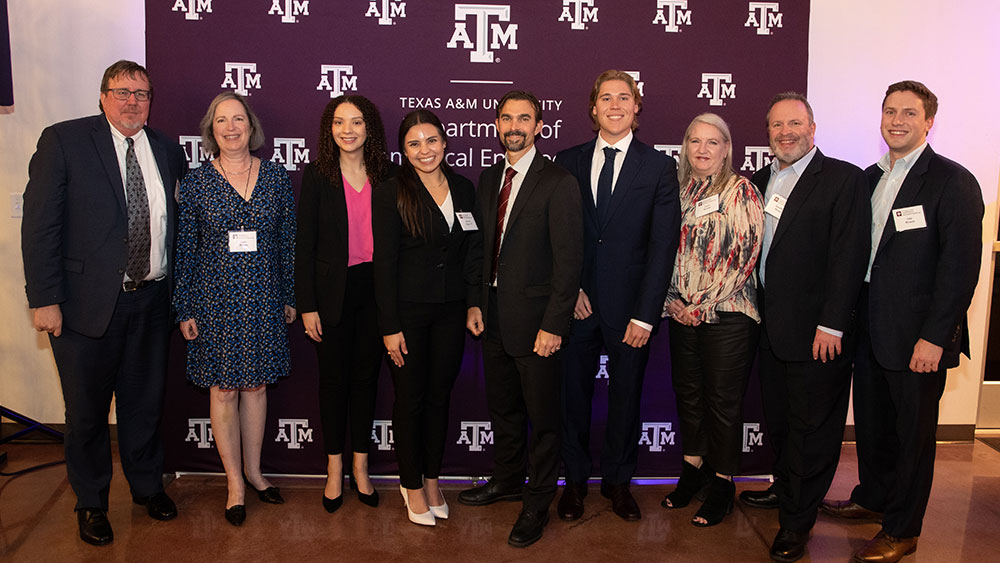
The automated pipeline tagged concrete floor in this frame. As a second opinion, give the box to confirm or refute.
[2,440,999,562]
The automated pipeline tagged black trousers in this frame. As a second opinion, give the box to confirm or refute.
[483,289,561,511]
[389,299,466,490]
[560,313,651,484]
[758,323,853,533]
[850,287,946,538]
[668,313,759,476]
[50,280,169,511]
[314,262,382,455]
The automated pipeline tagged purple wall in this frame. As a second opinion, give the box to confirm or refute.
[149,0,809,478]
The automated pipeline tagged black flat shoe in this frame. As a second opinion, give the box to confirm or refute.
[322,494,343,514]
[350,474,379,507]
[691,476,735,527]
[662,460,711,509]
[225,505,246,526]
[244,475,284,504]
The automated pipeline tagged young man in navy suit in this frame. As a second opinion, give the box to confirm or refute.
[21,60,187,546]
[553,70,679,522]
[821,81,983,563]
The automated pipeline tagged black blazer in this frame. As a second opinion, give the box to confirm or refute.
[555,137,680,331]
[752,148,871,362]
[21,115,187,338]
[372,168,477,335]
[865,146,983,371]
[467,150,584,356]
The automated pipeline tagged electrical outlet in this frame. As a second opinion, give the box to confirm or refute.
[10,193,23,218]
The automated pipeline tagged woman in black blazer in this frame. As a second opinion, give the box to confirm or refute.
[373,110,476,526]
[295,95,392,513]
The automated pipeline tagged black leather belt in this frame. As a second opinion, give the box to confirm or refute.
[123,277,163,292]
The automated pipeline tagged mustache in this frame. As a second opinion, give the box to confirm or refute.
[503,130,527,139]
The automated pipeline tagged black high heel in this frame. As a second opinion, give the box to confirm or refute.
[691,476,735,527]
[244,474,284,504]
[351,474,380,508]
[322,493,343,513]
[661,460,711,509]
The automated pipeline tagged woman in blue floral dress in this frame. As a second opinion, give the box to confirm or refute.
[174,92,296,526]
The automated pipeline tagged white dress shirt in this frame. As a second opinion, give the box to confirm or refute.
[865,143,928,282]
[589,130,633,204]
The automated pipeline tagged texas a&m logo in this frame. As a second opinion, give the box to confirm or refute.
[268,0,309,23]
[186,418,214,449]
[275,418,314,449]
[697,73,735,106]
[743,423,764,452]
[652,0,691,33]
[372,420,395,451]
[179,135,211,169]
[745,2,782,35]
[456,421,493,452]
[558,0,598,30]
[172,0,212,20]
[272,138,310,171]
[654,144,683,161]
[221,63,261,96]
[446,4,518,63]
[595,354,609,379]
[317,65,357,98]
[639,422,675,452]
[366,0,407,25]
[741,146,774,172]
[624,70,645,96]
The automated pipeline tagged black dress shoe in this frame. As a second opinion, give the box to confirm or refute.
[350,474,379,507]
[244,475,284,504]
[77,508,113,546]
[133,491,178,520]
[508,510,549,548]
[322,494,343,514]
[558,481,587,521]
[225,504,246,526]
[457,479,523,506]
[770,527,808,562]
[601,482,641,521]
[740,486,779,509]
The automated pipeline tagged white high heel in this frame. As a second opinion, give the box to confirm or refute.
[429,495,449,520]
[400,485,435,526]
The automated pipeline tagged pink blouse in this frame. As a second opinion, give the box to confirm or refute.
[345,177,373,266]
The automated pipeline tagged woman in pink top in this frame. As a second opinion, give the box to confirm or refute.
[295,95,393,513]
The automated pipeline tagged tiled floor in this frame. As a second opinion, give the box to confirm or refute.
[2,440,999,562]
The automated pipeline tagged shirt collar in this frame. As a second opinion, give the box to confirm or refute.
[106,117,146,145]
[770,145,818,177]
[596,130,633,154]
[877,142,928,174]
[505,145,537,176]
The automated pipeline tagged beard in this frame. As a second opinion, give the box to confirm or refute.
[501,130,530,152]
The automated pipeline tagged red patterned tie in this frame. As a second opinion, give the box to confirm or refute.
[491,167,517,283]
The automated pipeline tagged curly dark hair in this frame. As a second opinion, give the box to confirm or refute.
[315,95,391,186]
[396,109,453,239]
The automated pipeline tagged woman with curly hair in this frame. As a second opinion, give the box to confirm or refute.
[295,95,393,513]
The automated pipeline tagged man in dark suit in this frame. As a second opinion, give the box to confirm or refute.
[736,93,870,562]
[458,90,583,547]
[821,81,983,563]
[21,60,187,546]
[553,70,679,522]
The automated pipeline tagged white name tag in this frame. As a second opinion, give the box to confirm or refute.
[695,194,720,218]
[892,205,927,232]
[764,193,787,219]
[456,211,478,231]
[228,230,258,252]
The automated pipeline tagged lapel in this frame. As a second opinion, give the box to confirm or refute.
[602,139,643,229]
[505,150,544,233]
[577,139,599,229]
[92,116,128,217]
[874,145,934,259]
[329,172,349,245]
[417,172,453,235]
[770,148,824,250]
[481,163,502,246]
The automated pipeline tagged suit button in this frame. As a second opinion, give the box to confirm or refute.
[597,239,603,244]
[441,246,447,252]
[118,268,124,274]
[436,263,444,269]
[122,237,128,243]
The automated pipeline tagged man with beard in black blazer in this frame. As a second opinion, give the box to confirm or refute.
[821,81,983,563]
[458,90,583,548]
[737,92,870,562]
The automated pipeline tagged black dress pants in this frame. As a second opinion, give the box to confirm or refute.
[315,262,382,455]
[483,289,561,511]
[50,280,169,510]
[758,322,853,533]
[389,299,466,490]
[668,312,759,476]
[850,287,946,538]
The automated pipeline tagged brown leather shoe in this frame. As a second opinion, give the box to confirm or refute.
[820,499,883,521]
[600,482,641,521]
[853,531,917,562]
[557,481,587,521]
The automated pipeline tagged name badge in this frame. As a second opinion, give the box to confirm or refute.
[695,194,720,218]
[764,194,787,219]
[456,211,478,231]
[892,205,927,232]
[228,230,258,252]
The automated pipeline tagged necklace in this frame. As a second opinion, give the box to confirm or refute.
[219,158,254,200]
[426,175,448,189]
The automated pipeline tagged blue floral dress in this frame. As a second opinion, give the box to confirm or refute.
[173,159,296,389]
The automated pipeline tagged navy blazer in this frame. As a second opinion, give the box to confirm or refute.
[752,148,871,362]
[865,146,983,371]
[22,114,187,338]
[467,150,584,355]
[555,137,680,331]
[372,168,477,335]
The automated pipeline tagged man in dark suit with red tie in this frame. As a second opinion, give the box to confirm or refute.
[821,81,983,563]
[458,90,583,548]
[21,60,187,546]
[553,70,679,522]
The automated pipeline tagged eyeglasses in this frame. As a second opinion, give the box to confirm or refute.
[103,88,152,102]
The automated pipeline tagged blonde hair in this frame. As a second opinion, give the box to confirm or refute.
[678,113,734,195]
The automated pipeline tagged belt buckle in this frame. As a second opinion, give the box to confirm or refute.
[123,280,140,292]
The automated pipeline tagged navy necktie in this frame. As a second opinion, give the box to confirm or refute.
[597,146,618,224]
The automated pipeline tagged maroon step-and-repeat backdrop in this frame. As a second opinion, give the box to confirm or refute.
[148,0,809,478]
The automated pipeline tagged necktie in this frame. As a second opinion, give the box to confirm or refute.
[125,137,151,281]
[597,146,618,224]
[491,167,517,283]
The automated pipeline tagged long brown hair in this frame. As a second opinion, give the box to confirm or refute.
[396,109,452,239]
[314,95,391,186]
